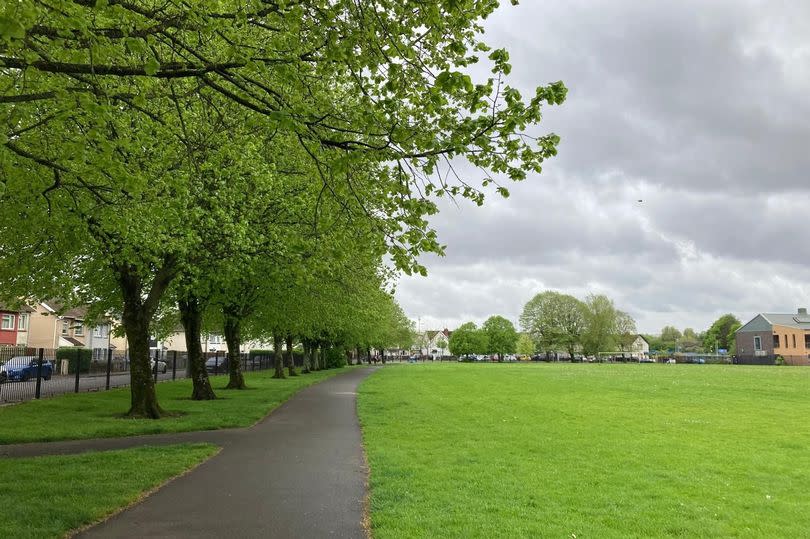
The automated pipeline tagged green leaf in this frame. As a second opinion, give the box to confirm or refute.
[144,57,160,76]
[0,15,25,40]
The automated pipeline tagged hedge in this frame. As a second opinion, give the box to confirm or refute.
[55,347,92,374]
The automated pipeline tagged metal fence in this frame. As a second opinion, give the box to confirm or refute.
[0,348,276,404]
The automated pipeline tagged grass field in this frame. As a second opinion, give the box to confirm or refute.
[358,363,810,538]
[0,443,218,538]
[0,368,346,444]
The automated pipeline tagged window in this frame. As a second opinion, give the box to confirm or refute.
[785,335,789,349]
[773,334,779,348]
[804,334,810,349]
[74,324,84,336]
[793,334,797,348]
[755,336,762,351]
[93,326,102,337]
[1,314,14,330]
[61,320,69,335]
[17,313,28,331]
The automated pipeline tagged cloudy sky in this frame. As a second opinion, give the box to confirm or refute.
[395,0,810,335]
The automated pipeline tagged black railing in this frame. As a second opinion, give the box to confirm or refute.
[0,348,277,404]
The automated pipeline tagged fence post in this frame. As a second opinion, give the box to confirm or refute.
[74,352,81,393]
[105,347,112,390]
[172,350,177,380]
[153,348,159,383]
[35,348,44,399]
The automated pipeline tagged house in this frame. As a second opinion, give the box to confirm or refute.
[162,329,228,353]
[417,329,452,357]
[735,308,810,365]
[26,301,118,353]
[0,303,34,346]
[629,335,650,357]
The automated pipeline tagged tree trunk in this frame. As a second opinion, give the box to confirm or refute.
[312,343,321,371]
[120,276,162,418]
[286,334,298,376]
[223,311,247,389]
[272,333,285,378]
[178,296,216,400]
[302,340,311,374]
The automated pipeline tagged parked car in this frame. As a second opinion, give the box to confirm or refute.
[150,358,168,374]
[0,356,53,383]
[205,356,229,373]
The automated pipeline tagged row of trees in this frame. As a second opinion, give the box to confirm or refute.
[520,292,637,358]
[0,2,565,416]
[448,315,519,360]
[644,314,742,354]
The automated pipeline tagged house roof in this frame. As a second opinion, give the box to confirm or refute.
[761,313,810,329]
[61,336,85,346]
[0,302,34,313]
[40,300,87,320]
[738,312,810,332]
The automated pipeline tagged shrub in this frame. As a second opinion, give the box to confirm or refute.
[55,347,92,374]
[776,355,785,366]
[324,346,347,369]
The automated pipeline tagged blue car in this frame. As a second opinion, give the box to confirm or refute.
[0,356,53,383]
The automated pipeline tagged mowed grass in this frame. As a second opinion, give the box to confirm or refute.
[0,368,346,444]
[0,443,218,538]
[358,363,810,538]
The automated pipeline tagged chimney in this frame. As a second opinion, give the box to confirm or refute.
[799,308,808,315]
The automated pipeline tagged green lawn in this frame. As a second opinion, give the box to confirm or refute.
[358,363,810,538]
[0,443,218,538]
[0,368,346,444]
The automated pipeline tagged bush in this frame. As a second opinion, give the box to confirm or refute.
[56,347,92,374]
[776,355,785,366]
[323,346,347,369]
[248,349,273,360]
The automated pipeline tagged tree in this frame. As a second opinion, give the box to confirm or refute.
[436,338,448,358]
[482,315,518,360]
[520,292,587,359]
[1,1,567,416]
[703,314,742,353]
[614,311,638,355]
[679,328,701,353]
[449,323,488,358]
[516,333,535,356]
[660,326,682,352]
[581,294,618,356]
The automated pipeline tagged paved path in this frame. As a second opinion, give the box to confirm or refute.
[5,367,377,538]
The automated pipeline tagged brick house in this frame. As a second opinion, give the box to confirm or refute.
[735,308,810,365]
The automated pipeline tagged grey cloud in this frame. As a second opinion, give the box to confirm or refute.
[395,2,810,335]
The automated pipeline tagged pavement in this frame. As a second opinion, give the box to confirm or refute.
[3,367,377,538]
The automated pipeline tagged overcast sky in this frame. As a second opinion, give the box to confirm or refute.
[394,0,810,335]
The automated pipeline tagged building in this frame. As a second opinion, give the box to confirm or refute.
[0,303,34,346]
[417,329,452,357]
[735,308,810,365]
[25,301,119,353]
[628,335,650,358]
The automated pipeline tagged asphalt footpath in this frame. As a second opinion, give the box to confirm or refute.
[59,367,376,539]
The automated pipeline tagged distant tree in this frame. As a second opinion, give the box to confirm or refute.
[615,311,638,355]
[449,322,489,358]
[679,328,701,353]
[482,315,518,360]
[703,314,742,353]
[436,338,448,358]
[516,333,535,356]
[643,334,664,353]
[520,291,587,359]
[660,326,682,352]
[582,294,618,356]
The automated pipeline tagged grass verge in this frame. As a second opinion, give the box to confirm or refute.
[0,368,347,444]
[0,443,218,538]
[358,363,810,538]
